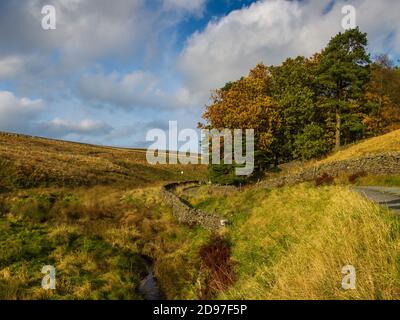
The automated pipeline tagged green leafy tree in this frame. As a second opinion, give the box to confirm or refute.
[270,56,318,161]
[317,27,371,150]
[293,124,329,160]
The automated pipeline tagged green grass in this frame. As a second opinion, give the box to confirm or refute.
[2,131,400,300]
[0,217,146,300]
[183,184,400,300]
[354,175,400,187]
[0,187,211,300]
[0,133,212,300]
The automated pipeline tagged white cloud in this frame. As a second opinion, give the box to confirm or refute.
[37,118,113,137]
[0,90,112,139]
[78,70,197,109]
[79,71,159,109]
[162,0,205,14]
[177,0,400,104]
[0,56,25,78]
[2,0,400,147]
[0,91,44,131]
[0,0,205,68]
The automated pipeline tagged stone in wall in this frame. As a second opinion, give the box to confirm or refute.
[261,152,400,188]
[161,181,223,231]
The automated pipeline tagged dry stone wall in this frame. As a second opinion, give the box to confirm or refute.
[161,181,223,231]
[261,152,400,188]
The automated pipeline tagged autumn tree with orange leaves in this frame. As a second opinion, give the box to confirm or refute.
[202,63,282,172]
[363,54,400,135]
[202,30,400,184]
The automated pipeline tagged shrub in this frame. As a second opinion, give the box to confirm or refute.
[315,173,335,186]
[348,171,368,184]
[199,237,235,298]
[208,164,247,186]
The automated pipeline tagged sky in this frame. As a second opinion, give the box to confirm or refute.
[0,0,400,149]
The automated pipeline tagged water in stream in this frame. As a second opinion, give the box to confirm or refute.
[138,256,165,300]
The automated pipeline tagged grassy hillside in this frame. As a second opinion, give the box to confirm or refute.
[277,129,400,186]
[182,184,400,299]
[1,132,400,300]
[0,132,206,190]
[316,129,400,186]
[320,129,400,164]
[0,133,210,299]
[0,186,211,299]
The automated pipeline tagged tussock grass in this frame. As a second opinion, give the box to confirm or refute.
[2,131,400,300]
[0,186,211,299]
[320,129,400,164]
[184,184,400,300]
[0,132,206,189]
[276,129,400,177]
[0,133,211,300]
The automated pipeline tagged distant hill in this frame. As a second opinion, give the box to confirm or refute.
[0,132,206,190]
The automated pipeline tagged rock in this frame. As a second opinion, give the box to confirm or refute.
[220,219,229,226]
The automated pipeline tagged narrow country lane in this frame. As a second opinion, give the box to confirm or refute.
[355,186,400,215]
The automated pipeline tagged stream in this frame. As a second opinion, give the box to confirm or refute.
[138,256,165,300]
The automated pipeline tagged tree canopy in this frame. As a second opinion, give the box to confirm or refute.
[202,28,400,184]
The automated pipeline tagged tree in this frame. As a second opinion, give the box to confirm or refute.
[364,54,400,134]
[201,28,389,182]
[293,124,329,160]
[317,27,371,150]
[269,56,318,160]
[202,63,281,173]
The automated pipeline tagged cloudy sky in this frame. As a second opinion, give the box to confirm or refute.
[0,0,399,148]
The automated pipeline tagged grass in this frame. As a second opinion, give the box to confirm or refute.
[1,131,400,300]
[276,129,400,177]
[320,129,400,164]
[0,132,211,299]
[183,184,400,300]
[353,175,400,187]
[0,132,206,190]
[322,172,400,188]
[0,186,212,299]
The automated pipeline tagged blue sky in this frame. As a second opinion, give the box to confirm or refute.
[0,0,399,149]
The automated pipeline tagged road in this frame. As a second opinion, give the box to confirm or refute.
[354,186,400,215]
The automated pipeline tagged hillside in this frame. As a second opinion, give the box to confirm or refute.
[0,132,206,190]
[1,131,400,300]
[181,183,400,299]
[319,129,400,164]
[0,132,210,300]
[273,129,400,187]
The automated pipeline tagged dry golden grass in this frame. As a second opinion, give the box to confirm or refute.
[319,129,400,164]
[0,132,206,189]
[320,130,400,163]
[0,185,212,299]
[2,131,400,300]
[182,184,400,300]
[275,129,400,177]
[224,186,400,299]
[0,132,212,300]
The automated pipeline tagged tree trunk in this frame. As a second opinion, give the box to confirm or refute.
[335,106,341,151]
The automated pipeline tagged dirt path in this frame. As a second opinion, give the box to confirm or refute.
[354,186,400,215]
